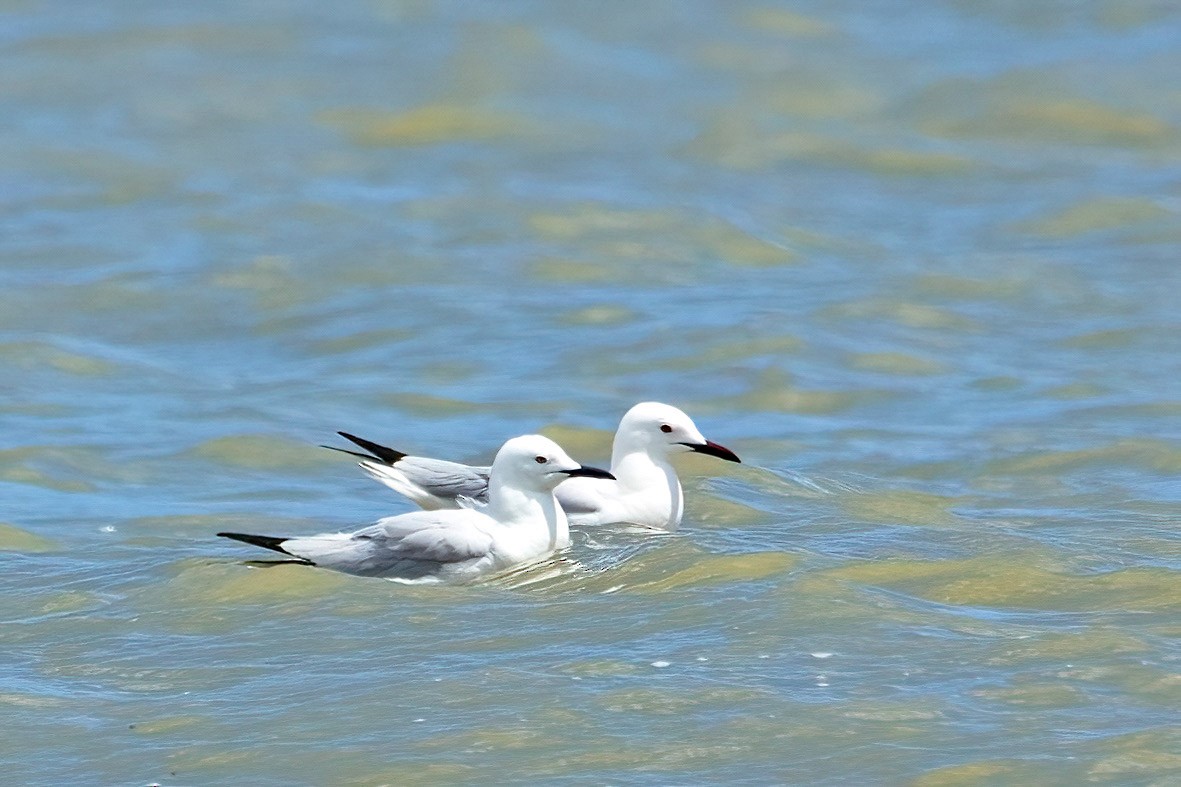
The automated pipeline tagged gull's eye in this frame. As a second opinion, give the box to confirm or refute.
[660,424,673,433]
[535,455,548,464]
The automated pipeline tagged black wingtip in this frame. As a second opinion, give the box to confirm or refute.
[320,444,377,461]
[244,558,315,567]
[218,531,294,556]
[336,431,408,465]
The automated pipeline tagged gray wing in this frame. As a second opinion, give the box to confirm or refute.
[356,511,494,562]
[330,432,491,508]
[393,457,491,502]
[284,510,494,578]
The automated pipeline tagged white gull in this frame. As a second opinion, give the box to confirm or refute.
[218,435,613,583]
[330,402,740,532]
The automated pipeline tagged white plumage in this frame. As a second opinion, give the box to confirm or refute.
[218,435,613,583]
[333,402,740,532]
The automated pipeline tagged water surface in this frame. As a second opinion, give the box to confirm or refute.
[2,1,1179,784]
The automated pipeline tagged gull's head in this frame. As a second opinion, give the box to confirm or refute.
[492,434,615,492]
[616,402,741,463]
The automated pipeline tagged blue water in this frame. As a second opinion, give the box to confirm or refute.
[2,1,1179,784]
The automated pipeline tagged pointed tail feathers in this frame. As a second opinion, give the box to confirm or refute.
[320,444,379,461]
[218,531,310,562]
[335,432,407,465]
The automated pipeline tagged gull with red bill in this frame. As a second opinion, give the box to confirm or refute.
[329,402,741,532]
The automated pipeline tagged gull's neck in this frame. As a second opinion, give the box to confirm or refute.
[611,438,676,484]
[610,446,684,529]
[488,482,569,550]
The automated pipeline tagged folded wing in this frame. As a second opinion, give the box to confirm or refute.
[359,456,491,509]
[282,510,494,578]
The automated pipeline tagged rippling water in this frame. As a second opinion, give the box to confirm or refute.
[3,2,1179,784]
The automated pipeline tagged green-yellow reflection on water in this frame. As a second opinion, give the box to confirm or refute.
[192,434,330,471]
[841,489,963,527]
[321,105,533,147]
[1018,196,1170,237]
[822,555,1180,612]
[0,522,59,552]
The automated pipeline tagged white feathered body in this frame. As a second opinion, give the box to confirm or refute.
[333,402,738,533]
[277,466,569,583]
[221,434,598,584]
[557,450,683,530]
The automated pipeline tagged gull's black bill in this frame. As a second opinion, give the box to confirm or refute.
[561,465,616,480]
[680,440,741,463]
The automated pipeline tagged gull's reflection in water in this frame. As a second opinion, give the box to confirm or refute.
[483,524,682,593]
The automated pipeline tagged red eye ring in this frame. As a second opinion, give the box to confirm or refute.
[535,455,547,464]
